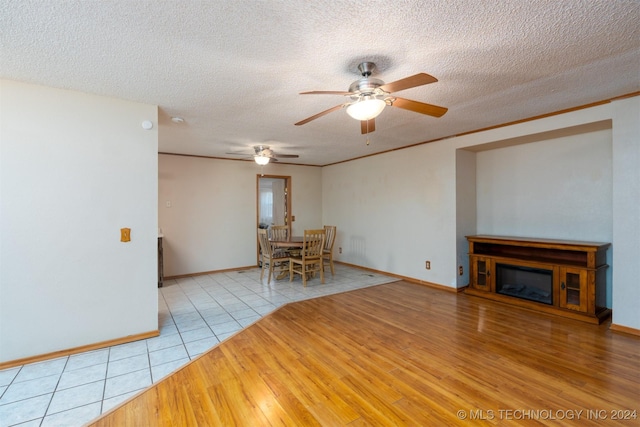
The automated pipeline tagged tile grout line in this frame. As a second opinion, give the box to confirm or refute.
[40,354,70,424]
[98,348,110,416]
[153,284,187,380]
[178,278,222,356]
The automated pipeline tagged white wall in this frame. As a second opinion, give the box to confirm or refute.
[322,142,459,287]
[455,149,477,287]
[0,80,158,363]
[475,129,612,240]
[158,154,322,277]
[611,96,640,330]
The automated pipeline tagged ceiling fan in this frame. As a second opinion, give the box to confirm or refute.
[295,62,448,134]
[226,145,299,165]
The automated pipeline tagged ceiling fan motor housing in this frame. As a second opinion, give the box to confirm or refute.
[349,62,387,98]
[348,77,385,95]
[254,145,273,156]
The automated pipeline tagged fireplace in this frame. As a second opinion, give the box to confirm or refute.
[466,236,611,323]
[496,263,553,305]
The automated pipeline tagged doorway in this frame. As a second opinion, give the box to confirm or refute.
[257,175,292,262]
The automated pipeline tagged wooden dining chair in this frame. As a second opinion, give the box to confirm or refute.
[269,225,289,241]
[322,225,337,276]
[289,229,325,287]
[257,228,289,284]
[269,224,291,256]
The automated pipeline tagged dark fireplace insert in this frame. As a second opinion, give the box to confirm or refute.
[496,263,553,305]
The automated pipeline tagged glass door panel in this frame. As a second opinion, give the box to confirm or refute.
[560,267,587,312]
[565,271,581,306]
[477,260,487,287]
[472,257,492,292]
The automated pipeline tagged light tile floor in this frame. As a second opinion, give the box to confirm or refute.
[0,265,395,427]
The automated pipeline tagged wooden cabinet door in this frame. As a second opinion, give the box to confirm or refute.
[471,256,493,292]
[559,267,588,312]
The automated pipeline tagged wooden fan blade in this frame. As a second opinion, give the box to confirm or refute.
[225,154,253,161]
[391,97,448,117]
[300,91,353,95]
[360,119,375,134]
[295,104,345,126]
[273,154,299,158]
[379,73,438,93]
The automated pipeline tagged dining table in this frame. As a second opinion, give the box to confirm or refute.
[269,235,304,249]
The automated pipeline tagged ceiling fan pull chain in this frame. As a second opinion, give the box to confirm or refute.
[366,120,371,145]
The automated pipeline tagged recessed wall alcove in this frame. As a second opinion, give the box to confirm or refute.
[455,120,613,308]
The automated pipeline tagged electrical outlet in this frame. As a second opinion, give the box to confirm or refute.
[425,261,431,270]
[459,265,464,276]
[339,247,342,254]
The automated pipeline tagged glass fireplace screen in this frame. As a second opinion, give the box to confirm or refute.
[496,263,553,305]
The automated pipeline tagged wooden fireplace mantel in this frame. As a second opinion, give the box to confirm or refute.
[465,235,611,324]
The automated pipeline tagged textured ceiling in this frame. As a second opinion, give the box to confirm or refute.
[2,0,639,166]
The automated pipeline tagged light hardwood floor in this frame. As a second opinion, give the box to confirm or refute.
[88,281,639,426]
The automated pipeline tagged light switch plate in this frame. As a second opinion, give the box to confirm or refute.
[121,228,131,242]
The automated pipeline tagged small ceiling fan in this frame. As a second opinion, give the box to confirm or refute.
[295,62,448,134]
[226,145,299,165]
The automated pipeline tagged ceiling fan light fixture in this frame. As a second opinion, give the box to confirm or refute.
[254,155,270,166]
[346,96,386,121]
